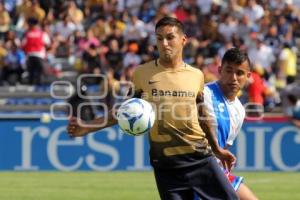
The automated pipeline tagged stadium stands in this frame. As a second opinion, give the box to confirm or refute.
[0,0,299,119]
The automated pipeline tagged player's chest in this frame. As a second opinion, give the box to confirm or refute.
[140,72,198,100]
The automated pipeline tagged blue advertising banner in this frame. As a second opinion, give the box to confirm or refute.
[0,118,299,171]
[230,118,300,171]
[0,120,151,171]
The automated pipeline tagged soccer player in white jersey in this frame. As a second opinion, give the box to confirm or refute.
[202,48,258,200]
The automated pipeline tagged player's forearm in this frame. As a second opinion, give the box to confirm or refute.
[198,105,222,153]
[84,110,118,133]
[200,119,221,153]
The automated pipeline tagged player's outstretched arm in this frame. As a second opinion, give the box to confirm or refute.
[197,93,236,171]
[67,110,118,137]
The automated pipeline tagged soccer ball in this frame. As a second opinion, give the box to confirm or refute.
[117,98,155,136]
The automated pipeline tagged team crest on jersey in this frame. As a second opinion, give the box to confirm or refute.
[218,103,225,112]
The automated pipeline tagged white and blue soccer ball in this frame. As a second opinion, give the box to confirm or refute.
[117,98,155,136]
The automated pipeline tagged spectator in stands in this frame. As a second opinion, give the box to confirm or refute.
[237,14,255,41]
[264,24,282,56]
[183,13,201,38]
[2,41,26,85]
[84,0,108,24]
[123,42,141,68]
[105,39,123,79]
[82,43,102,75]
[0,40,7,70]
[78,29,100,53]
[258,14,271,35]
[124,14,147,42]
[0,2,10,40]
[155,2,170,21]
[64,1,84,25]
[196,0,213,15]
[218,14,238,42]
[244,0,264,23]
[287,94,300,128]
[227,0,244,19]
[280,81,300,114]
[173,4,188,22]
[125,0,143,16]
[52,15,78,41]
[0,0,298,116]
[206,54,222,79]
[277,15,291,36]
[279,42,297,85]
[18,0,46,23]
[248,34,275,80]
[248,64,275,109]
[5,30,20,49]
[101,68,120,109]
[89,16,111,42]
[138,1,156,23]
[193,53,217,83]
[22,17,50,85]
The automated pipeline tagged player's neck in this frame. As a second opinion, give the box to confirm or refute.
[158,58,185,69]
[217,82,236,102]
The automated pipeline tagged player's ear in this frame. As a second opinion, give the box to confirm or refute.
[247,71,251,78]
[182,34,187,45]
[218,65,222,74]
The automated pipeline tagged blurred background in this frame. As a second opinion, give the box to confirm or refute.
[0,0,299,120]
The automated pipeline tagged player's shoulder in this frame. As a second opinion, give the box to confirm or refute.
[203,81,217,98]
[204,81,217,91]
[132,60,156,76]
[135,60,156,71]
[185,64,203,75]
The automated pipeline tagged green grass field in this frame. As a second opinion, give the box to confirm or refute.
[0,171,299,200]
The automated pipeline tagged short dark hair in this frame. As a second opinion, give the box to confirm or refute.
[287,94,298,104]
[222,47,251,69]
[155,17,185,34]
[27,17,39,26]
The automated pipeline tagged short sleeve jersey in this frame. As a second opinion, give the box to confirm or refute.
[203,81,245,148]
[132,60,212,168]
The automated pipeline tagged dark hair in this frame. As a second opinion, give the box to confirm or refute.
[287,94,298,105]
[27,17,39,26]
[155,17,185,34]
[222,47,251,69]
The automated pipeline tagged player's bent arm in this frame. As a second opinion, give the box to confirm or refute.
[67,87,142,138]
[197,93,236,170]
[85,110,118,132]
[196,93,220,152]
[67,109,118,137]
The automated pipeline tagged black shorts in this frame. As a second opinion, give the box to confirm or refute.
[153,156,238,200]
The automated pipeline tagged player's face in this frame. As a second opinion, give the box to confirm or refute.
[155,25,186,62]
[218,60,251,99]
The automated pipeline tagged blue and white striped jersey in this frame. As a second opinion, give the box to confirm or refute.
[203,81,245,148]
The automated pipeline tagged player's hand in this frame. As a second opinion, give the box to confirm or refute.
[67,117,89,138]
[214,148,236,172]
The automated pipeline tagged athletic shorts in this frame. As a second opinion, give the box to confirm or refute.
[153,156,238,200]
[222,168,244,191]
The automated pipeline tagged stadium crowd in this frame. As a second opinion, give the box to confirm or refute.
[0,0,299,117]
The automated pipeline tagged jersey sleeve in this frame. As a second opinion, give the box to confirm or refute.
[127,67,143,98]
[132,67,142,91]
[203,86,218,137]
[226,104,246,146]
[198,69,204,94]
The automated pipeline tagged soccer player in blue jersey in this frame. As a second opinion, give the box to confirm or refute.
[199,48,258,200]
